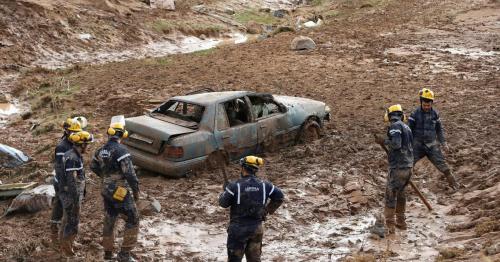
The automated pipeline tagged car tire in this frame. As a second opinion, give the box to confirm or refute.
[297,118,321,144]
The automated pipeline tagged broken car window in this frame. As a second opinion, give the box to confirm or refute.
[153,100,205,124]
[224,98,251,127]
[249,96,281,119]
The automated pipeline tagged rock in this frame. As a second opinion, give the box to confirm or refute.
[259,8,271,13]
[290,36,316,50]
[5,185,54,215]
[21,110,32,120]
[344,181,361,194]
[486,243,500,255]
[0,39,14,47]
[348,190,368,204]
[223,7,235,15]
[148,0,175,10]
[138,197,161,216]
[78,33,92,40]
[273,9,289,18]
[245,21,263,34]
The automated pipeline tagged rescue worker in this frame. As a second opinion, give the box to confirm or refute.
[50,118,83,247]
[409,88,460,190]
[59,130,93,257]
[376,105,413,234]
[90,121,140,262]
[219,156,284,262]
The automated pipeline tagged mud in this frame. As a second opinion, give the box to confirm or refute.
[0,0,499,261]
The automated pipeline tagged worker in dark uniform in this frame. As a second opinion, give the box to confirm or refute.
[409,88,460,190]
[50,118,83,247]
[377,104,413,234]
[219,156,284,262]
[90,121,140,262]
[59,130,93,257]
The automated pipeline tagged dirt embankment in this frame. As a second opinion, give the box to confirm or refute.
[0,0,499,261]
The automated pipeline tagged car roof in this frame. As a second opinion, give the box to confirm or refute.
[172,91,254,106]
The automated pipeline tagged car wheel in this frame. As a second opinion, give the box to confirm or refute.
[297,118,321,144]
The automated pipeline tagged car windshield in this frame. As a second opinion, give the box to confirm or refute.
[151,100,205,128]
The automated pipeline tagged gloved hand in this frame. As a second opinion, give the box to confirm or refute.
[222,181,229,191]
[133,191,140,201]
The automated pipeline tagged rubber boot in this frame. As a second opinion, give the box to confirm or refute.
[103,235,115,260]
[117,251,136,262]
[443,169,459,190]
[118,227,138,262]
[60,234,76,257]
[104,251,115,261]
[50,223,60,249]
[384,207,396,235]
[395,201,407,230]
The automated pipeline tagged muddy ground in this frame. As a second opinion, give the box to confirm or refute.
[0,0,499,261]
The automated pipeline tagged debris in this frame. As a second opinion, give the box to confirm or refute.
[304,19,323,28]
[368,212,385,239]
[273,9,289,18]
[78,33,92,40]
[145,0,175,10]
[0,143,30,168]
[0,182,37,198]
[290,36,316,50]
[4,184,54,216]
[0,39,14,47]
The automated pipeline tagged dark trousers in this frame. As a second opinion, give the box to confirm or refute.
[51,186,63,224]
[61,201,80,238]
[413,142,450,172]
[227,223,263,262]
[385,168,412,209]
[102,196,139,252]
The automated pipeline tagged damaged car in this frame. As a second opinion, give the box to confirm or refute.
[123,90,330,177]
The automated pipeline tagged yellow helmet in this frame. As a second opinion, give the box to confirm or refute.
[384,104,403,122]
[107,122,128,138]
[68,131,94,145]
[240,155,264,170]
[419,88,434,101]
[63,118,83,132]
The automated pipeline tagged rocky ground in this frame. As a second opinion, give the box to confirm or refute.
[0,0,499,261]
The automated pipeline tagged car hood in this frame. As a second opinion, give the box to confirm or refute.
[274,95,326,113]
[126,115,196,141]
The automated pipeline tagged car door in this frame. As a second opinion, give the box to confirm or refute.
[213,100,258,160]
[249,94,289,152]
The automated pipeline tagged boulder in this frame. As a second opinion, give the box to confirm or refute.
[348,190,368,204]
[290,36,316,50]
[5,184,54,215]
[245,21,263,34]
[223,7,235,15]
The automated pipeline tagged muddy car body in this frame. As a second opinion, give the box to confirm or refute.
[124,91,330,177]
